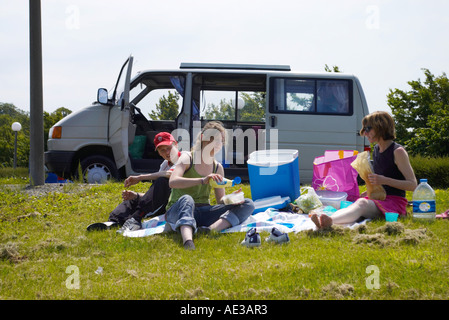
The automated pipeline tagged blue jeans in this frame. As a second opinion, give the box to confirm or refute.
[165,194,254,232]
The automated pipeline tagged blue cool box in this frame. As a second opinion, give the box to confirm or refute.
[247,149,300,202]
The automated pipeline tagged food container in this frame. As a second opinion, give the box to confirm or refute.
[315,190,348,209]
[222,192,245,205]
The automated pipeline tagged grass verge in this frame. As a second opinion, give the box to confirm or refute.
[1,179,448,300]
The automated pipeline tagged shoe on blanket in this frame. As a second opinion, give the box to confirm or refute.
[266,227,290,244]
[241,228,261,247]
[116,217,142,234]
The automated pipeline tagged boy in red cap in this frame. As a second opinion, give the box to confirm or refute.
[87,132,180,232]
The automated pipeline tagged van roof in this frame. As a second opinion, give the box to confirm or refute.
[179,62,291,71]
[134,63,357,80]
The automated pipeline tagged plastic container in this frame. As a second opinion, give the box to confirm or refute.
[247,149,300,201]
[210,176,241,188]
[222,192,245,205]
[315,190,348,209]
[412,179,436,222]
[385,212,399,222]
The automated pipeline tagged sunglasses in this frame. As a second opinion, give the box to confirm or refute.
[362,126,372,133]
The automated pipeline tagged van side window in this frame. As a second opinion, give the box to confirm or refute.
[200,90,266,122]
[129,76,184,121]
[317,80,349,114]
[285,80,315,112]
[201,90,236,121]
[270,78,352,115]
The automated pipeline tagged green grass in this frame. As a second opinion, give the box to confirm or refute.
[1,175,449,300]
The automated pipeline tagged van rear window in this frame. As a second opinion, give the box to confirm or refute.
[269,78,352,115]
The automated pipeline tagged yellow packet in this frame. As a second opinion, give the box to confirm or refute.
[351,151,386,201]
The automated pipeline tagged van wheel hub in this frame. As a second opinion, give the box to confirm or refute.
[84,164,111,184]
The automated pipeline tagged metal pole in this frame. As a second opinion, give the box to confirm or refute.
[29,0,45,186]
[14,131,18,169]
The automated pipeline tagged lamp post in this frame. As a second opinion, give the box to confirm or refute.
[11,122,22,169]
[29,0,45,185]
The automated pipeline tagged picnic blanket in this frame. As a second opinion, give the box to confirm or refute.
[121,208,370,238]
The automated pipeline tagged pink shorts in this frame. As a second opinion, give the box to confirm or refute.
[366,195,408,217]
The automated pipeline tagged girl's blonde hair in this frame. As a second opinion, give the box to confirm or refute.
[192,121,226,164]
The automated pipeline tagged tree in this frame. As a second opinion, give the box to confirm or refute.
[0,103,30,167]
[149,91,180,120]
[204,98,235,120]
[44,107,72,151]
[325,64,342,73]
[239,92,266,122]
[0,103,72,167]
[388,69,449,157]
[203,92,266,122]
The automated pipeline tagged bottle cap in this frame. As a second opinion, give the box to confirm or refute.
[420,179,427,183]
[232,176,241,186]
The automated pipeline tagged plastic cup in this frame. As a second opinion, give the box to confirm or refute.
[385,212,399,222]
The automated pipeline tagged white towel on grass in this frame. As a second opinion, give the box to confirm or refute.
[122,208,370,238]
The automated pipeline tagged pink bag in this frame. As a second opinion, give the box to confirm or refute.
[312,150,360,202]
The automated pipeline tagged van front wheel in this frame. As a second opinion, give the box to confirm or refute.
[80,155,119,184]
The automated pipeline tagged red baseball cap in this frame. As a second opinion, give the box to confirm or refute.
[154,132,176,150]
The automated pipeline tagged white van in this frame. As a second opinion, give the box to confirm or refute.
[45,55,370,183]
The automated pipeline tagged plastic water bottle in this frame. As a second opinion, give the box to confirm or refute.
[412,179,436,221]
[209,176,241,188]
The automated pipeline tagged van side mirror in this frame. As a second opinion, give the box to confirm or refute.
[97,88,109,105]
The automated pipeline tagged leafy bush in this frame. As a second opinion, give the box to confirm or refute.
[410,155,449,189]
[0,167,28,178]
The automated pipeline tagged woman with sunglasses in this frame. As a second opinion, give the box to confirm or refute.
[311,111,417,229]
[164,121,254,250]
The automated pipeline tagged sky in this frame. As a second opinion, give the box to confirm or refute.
[1,0,449,115]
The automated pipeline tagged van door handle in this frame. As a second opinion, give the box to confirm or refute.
[270,116,276,128]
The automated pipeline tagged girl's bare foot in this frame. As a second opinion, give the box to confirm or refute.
[311,213,321,229]
[122,190,137,201]
[320,214,333,229]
